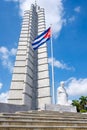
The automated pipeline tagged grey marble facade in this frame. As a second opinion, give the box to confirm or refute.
[45,104,77,112]
[8,4,51,110]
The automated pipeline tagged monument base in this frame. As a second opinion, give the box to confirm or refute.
[0,103,29,113]
[45,104,77,112]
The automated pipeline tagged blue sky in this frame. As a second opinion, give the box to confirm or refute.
[0,0,87,103]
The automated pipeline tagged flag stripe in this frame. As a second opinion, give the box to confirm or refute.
[33,38,50,50]
[35,27,50,40]
[32,37,45,46]
[33,28,50,44]
[32,27,51,50]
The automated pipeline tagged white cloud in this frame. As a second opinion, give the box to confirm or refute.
[0,46,17,73]
[0,83,3,89]
[0,92,9,103]
[0,46,9,59]
[74,6,81,13]
[66,77,87,98]
[68,16,75,23]
[48,58,74,70]
[10,48,17,56]
[5,0,64,35]
[66,6,80,24]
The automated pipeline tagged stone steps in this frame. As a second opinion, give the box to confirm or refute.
[0,112,87,119]
[2,111,86,119]
[0,111,85,116]
[0,111,87,130]
[0,125,87,130]
[0,120,87,126]
[0,115,87,122]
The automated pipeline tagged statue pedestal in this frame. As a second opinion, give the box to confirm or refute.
[45,104,77,112]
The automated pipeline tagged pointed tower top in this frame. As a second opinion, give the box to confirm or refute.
[35,0,37,6]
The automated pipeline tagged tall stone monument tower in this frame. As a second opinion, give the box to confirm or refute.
[8,3,51,110]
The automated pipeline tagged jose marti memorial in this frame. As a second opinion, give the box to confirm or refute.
[0,3,76,113]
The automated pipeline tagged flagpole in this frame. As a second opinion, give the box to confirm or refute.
[50,25,55,104]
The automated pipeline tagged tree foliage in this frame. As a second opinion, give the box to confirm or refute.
[72,96,87,112]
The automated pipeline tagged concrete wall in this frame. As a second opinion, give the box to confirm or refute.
[0,103,29,113]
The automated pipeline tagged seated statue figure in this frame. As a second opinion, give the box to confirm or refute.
[57,81,69,105]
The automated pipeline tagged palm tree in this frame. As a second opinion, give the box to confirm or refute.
[79,96,87,109]
[72,100,80,112]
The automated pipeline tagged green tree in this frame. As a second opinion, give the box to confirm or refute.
[72,96,87,112]
[79,96,87,110]
[72,100,80,112]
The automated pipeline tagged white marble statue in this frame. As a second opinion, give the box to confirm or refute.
[57,81,69,105]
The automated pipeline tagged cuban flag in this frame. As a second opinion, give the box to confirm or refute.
[32,27,51,50]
